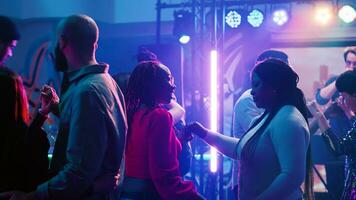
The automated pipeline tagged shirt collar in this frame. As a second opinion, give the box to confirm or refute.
[67,63,109,83]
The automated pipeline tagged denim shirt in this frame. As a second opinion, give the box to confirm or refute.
[37,63,127,200]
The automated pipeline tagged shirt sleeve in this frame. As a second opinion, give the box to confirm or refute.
[37,87,109,200]
[315,76,338,105]
[233,94,262,137]
[148,110,203,200]
[26,114,50,191]
[257,109,309,200]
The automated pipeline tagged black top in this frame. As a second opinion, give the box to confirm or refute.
[0,113,49,192]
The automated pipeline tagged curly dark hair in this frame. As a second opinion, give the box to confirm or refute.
[336,70,356,95]
[0,16,20,42]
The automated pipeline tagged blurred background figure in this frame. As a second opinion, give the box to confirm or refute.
[310,70,356,200]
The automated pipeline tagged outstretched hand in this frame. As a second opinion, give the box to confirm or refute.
[40,85,59,115]
[184,122,208,138]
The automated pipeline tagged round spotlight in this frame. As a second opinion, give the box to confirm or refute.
[338,5,355,23]
[315,7,333,25]
[225,10,242,28]
[179,35,190,44]
[273,9,289,26]
[247,9,264,27]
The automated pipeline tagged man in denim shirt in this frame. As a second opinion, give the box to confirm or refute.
[1,14,127,200]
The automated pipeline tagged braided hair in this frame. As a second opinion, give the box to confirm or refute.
[125,61,168,125]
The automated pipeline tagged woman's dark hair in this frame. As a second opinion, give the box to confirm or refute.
[256,49,289,64]
[0,16,21,42]
[252,59,309,120]
[0,67,29,126]
[336,70,356,95]
[125,61,168,125]
[243,59,314,199]
[0,67,29,180]
[136,47,158,63]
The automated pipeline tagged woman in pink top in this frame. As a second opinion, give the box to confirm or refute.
[121,61,204,200]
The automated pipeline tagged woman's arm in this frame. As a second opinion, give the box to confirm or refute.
[308,101,341,155]
[166,100,185,124]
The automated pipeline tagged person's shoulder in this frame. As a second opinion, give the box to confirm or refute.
[273,105,307,127]
[151,107,172,119]
[77,73,111,93]
[324,75,338,85]
[147,107,173,128]
[234,89,254,107]
[276,105,301,117]
[240,89,253,100]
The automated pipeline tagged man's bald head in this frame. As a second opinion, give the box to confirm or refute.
[57,14,98,55]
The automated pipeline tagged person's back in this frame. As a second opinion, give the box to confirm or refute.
[47,63,126,199]
[12,15,128,200]
[125,107,181,179]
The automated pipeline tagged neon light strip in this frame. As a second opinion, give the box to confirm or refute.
[210,50,218,173]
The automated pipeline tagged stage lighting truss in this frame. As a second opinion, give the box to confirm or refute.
[173,10,195,44]
[225,10,242,28]
[338,5,355,23]
[247,9,264,27]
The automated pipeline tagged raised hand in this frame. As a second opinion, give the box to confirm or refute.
[336,96,355,119]
[39,85,59,116]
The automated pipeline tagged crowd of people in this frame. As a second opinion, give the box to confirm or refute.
[0,13,355,200]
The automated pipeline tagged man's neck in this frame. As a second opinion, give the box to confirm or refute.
[68,59,98,72]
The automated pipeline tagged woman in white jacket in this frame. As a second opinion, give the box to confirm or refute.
[186,59,314,200]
